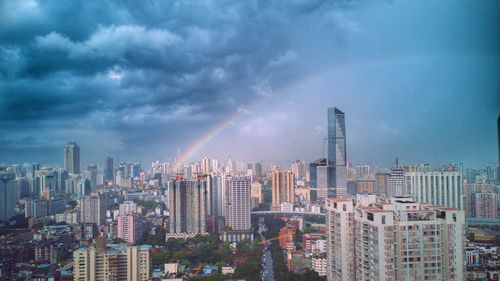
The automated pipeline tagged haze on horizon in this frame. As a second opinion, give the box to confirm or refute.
[0,0,499,169]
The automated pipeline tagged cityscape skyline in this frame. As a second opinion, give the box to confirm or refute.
[1,1,499,280]
[1,1,499,168]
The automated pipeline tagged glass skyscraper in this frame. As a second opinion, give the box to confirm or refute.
[327,107,347,197]
[64,141,80,174]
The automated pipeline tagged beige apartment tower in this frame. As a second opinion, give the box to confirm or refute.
[271,168,295,211]
[73,244,151,281]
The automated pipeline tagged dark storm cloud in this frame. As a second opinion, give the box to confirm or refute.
[0,0,342,163]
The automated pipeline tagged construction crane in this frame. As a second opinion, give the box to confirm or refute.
[258,229,295,268]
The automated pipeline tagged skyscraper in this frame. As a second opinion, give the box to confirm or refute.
[225,176,251,231]
[271,168,295,211]
[387,166,405,197]
[168,177,207,234]
[254,162,262,180]
[104,156,114,183]
[117,213,143,244]
[202,156,211,174]
[64,141,80,174]
[327,107,347,197]
[80,193,106,226]
[309,158,327,201]
[0,168,16,222]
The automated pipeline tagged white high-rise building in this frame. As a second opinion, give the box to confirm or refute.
[325,198,355,281]
[225,176,251,231]
[225,157,236,174]
[387,166,405,197]
[325,196,465,281]
[405,171,463,209]
[202,156,211,174]
[119,201,138,215]
[212,158,219,172]
[80,193,106,226]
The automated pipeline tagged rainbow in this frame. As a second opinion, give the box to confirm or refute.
[171,53,428,167]
[172,108,244,168]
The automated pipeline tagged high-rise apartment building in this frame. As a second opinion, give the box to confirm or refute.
[355,165,370,179]
[202,156,211,174]
[250,181,263,209]
[119,201,138,216]
[325,198,355,281]
[387,166,405,197]
[117,213,143,244]
[64,141,80,174]
[271,168,295,211]
[325,196,465,281]
[327,107,347,197]
[225,176,251,231]
[73,241,151,281]
[80,193,106,226]
[405,171,463,209]
[291,160,306,180]
[104,157,114,183]
[225,158,235,174]
[472,192,497,218]
[168,177,207,234]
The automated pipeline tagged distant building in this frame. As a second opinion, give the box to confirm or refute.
[291,160,306,180]
[387,166,405,197]
[117,213,143,244]
[0,168,17,222]
[104,156,114,183]
[271,168,295,211]
[80,193,106,226]
[374,172,389,195]
[472,192,497,218]
[250,181,263,209]
[309,158,327,201]
[64,141,80,174]
[202,156,211,174]
[254,162,262,179]
[405,171,463,209]
[355,165,370,179]
[119,201,139,215]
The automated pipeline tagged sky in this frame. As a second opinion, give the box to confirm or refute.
[0,0,499,169]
